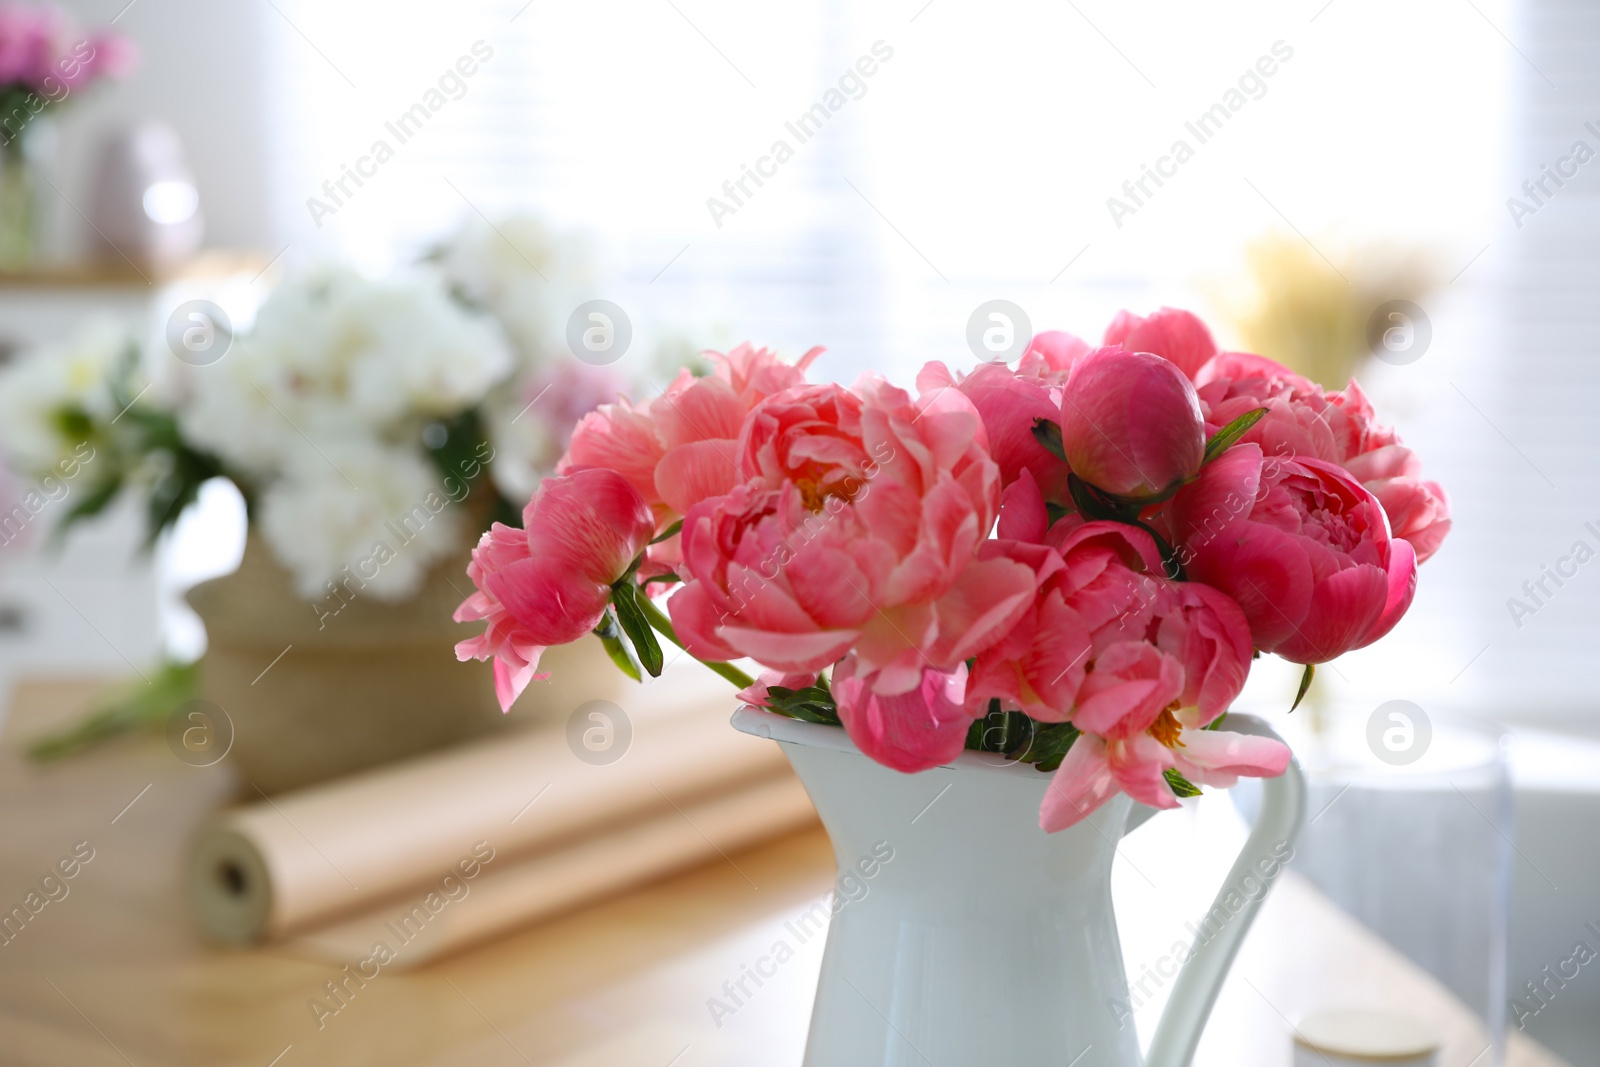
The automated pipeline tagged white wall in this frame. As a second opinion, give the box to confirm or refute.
[46,0,279,259]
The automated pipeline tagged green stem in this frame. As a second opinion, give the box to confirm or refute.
[634,592,756,692]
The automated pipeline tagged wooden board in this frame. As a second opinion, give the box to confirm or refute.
[0,679,1571,1067]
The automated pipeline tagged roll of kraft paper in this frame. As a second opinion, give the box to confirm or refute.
[285,773,816,968]
[189,679,795,945]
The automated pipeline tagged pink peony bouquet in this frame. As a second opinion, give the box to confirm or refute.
[453,308,1449,831]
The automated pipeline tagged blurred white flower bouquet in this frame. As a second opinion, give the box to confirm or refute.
[1,216,616,605]
[181,264,515,603]
[1,215,625,772]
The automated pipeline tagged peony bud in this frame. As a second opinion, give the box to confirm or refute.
[1058,346,1206,500]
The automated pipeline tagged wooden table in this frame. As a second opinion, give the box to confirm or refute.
[0,679,1570,1067]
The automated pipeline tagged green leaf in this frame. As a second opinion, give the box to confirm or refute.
[1044,502,1074,527]
[421,408,488,486]
[489,493,519,528]
[1290,662,1314,712]
[136,441,229,550]
[27,659,199,761]
[640,571,681,586]
[770,702,837,724]
[52,405,95,444]
[1203,407,1268,465]
[1066,472,1150,524]
[54,476,123,540]
[1164,768,1202,798]
[1031,418,1068,462]
[965,698,1002,752]
[771,681,835,706]
[418,406,518,529]
[650,519,684,545]
[1130,517,1186,582]
[592,609,642,682]
[964,700,1038,755]
[1064,474,1187,580]
[763,681,841,726]
[1017,721,1080,772]
[1067,472,1113,521]
[610,581,664,677]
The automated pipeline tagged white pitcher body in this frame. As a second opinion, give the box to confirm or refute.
[732,708,1305,1067]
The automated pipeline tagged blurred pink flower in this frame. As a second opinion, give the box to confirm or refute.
[81,30,136,82]
[0,5,134,95]
[454,468,654,710]
[526,362,621,455]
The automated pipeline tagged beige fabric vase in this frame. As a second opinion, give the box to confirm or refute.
[187,535,617,794]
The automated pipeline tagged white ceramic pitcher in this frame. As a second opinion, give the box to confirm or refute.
[732,707,1305,1067]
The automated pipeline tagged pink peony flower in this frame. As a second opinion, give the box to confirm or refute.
[1153,579,1255,722]
[967,521,1251,732]
[646,369,747,518]
[996,469,1051,543]
[1166,443,1417,664]
[560,342,821,524]
[1196,351,1341,460]
[833,655,973,773]
[451,313,1435,831]
[716,340,826,404]
[1039,711,1291,831]
[736,382,871,505]
[1070,639,1184,737]
[1103,306,1219,380]
[1058,346,1206,500]
[917,361,1071,500]
[736,668,819,709]
[560,394,667,512]
[1095,309,1449,564]
[668,378,1035,695]
[963,539,1096,722]
[1018,329,1092,380]
[454,468,655,710]
[1194,351,1452,564]
[1356,458,1451,563]
[1327,380,1451,562]
[451,524,548,712]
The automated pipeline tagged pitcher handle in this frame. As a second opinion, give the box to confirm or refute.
[1143,712,1306,1067]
